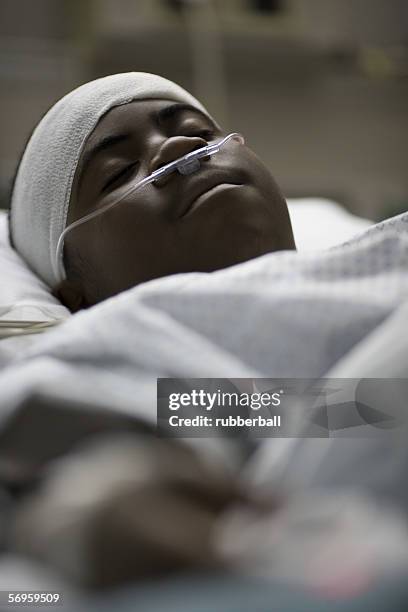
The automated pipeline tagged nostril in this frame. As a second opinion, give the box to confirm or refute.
[150,136,208,175]
[156,160,167,171]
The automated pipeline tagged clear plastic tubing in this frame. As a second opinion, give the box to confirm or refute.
[53,132,244,282]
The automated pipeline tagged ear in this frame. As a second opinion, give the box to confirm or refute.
[53,279,86,313]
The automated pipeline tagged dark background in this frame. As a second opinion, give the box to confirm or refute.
[1,0,407,220]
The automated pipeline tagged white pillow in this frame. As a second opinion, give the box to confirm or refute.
[287,198,372,250]
[0,211,70,323]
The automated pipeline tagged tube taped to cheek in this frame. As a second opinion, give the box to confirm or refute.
[53,132,245,283]
[10,72,218,288]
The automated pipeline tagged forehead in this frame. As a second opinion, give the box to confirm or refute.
[83,98,208,151]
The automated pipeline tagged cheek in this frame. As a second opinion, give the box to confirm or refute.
[242,147,284,199]
[83,193,183,291]
[66,193,159,262]
[238,148,291,237]
[99,201,165,257]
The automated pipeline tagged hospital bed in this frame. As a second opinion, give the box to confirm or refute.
[2,200,408,612]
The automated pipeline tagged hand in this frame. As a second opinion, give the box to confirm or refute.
[11,434,243,588]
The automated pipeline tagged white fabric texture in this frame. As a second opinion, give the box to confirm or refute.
[286,198,372,250]
[0,212,69,321]
[0,210,408,485]
[245,297,408,505]
[9,72,212,288]
[0,212,69,367]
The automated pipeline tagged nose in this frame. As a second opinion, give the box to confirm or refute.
[149,136,209,186]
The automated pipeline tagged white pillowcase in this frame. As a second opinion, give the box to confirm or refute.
[286,198,372,250]
[0,211,70,323]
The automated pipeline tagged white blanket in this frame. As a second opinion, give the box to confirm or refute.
[1,209,408,596]
[0,210,408,478]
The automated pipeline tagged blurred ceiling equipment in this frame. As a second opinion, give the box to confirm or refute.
[248,0,284,13]
[164,0,288,19]
[166,0,230,129]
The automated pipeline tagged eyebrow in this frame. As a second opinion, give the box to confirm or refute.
[155,102,212,125]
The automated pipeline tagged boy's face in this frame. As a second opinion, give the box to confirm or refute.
[60,99,295,308]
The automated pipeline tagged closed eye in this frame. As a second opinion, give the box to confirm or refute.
[191,129,216,141]
[179,127,217,141]
[102,161,140,192]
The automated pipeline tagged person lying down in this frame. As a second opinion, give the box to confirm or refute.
[9,71,296,310]
[3,72,408,591]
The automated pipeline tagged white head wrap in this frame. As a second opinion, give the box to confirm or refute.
[10,72,212,288]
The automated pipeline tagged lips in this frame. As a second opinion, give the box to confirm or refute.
[183,183,244,218]
[178,169,244,218]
